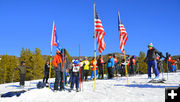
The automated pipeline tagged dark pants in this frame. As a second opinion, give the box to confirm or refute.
[54,71,64,90]
[43,72,49,83]
[83,70,89,80]
[129,65,135,75]
[107,67,114,79]
[98,66,104,79]
[120,65,126,76]
[168,62,172,72]
[114,65,119,76]
[148,60,159,77]
[71,73,79,89]
[20,74,26,86]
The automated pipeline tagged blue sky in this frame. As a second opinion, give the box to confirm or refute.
[0,0,180,57]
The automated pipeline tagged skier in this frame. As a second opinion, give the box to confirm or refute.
[113,54,118,77]
[144,43,164,79]
[70,59,80,92]
[82,57,90,81]
[168,54,173,72]
[52,49,69,91]
[68,59,75,84]
[43,61,50,84]
[129,56,136,76]
[120,59,126,77]
[90,57,98,80]
[97,55,105,79]
[171,59,176,72]
[13,61,32,87]
[107,54,115,79]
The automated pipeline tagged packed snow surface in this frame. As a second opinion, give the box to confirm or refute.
[0,71,180,102]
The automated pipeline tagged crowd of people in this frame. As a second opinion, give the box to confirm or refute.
[13,43,179,91]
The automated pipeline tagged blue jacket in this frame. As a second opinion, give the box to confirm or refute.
[107,58,115,68]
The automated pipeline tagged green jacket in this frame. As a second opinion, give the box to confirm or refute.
[14,66,32,74]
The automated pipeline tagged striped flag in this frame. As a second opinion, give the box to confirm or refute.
[94,6,106,55]
[51,22,60,53]
[118,11,128,53]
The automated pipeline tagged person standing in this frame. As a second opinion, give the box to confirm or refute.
[168,54,173,72]
[70,59,80,92]
[52,52,62,91]
[113,54,118,77]
[13,61,32,87]
[144,43,163,79]
[97,55,105,79]
[107,54,115,79]
[120,59,126,77]
[43,61,50,84]
[90,57,98,80]
[82,57,90,81]
[129,56,136,76]
[171,59,176,72]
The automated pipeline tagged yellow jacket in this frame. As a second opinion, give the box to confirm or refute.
[82,60,90,70]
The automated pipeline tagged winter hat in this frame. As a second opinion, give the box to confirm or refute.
[148,43,153,47]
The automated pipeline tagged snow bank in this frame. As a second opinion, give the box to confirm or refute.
[0,72,179,102]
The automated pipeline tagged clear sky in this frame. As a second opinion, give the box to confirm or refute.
[0,0,180,57]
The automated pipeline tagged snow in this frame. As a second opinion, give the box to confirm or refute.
[0,71,180,102]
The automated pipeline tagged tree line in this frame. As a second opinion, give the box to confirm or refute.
[0,48,179,84]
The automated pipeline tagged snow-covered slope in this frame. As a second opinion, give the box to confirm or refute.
[0,72,180,102]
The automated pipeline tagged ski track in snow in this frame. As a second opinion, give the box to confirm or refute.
[0,72,180,102]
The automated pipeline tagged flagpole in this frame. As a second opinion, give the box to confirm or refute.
[123,50,129,85]
[93,2,97,91]
[118,11,129,85]
[48,21,54,89]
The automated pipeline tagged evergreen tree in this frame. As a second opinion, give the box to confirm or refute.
[31,48,44,80]
[137,51,147,74]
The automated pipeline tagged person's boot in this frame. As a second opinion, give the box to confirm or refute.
[76,88,79,92]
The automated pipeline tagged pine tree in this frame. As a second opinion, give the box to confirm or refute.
[137,51,147,74]
[31,48,44,80]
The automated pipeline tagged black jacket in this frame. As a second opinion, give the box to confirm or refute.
[145,48,162,61]
[44,64,50,73]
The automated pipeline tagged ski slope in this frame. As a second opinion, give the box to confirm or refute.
[0,71,180,102]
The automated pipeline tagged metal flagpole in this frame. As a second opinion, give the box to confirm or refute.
[93,2,97,91]
[48,52,52,89]
[48,21,54,89]
[123,51,129,85]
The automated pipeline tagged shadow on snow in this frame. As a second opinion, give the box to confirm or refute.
[114,84,180,88]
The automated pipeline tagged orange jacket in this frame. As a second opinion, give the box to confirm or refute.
[171,60,176,65]
[52,54,62,68]
[91,60,97,70]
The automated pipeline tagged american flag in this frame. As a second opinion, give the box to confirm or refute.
[94,6,106,55]
[118,11,128,53]
[51,22,60,53]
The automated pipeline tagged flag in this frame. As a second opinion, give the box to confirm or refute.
[94,6,106,55]
[51,22,60,53]
[118,11,128,53]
